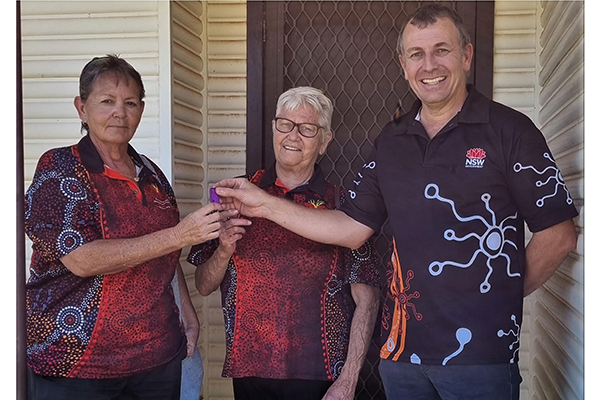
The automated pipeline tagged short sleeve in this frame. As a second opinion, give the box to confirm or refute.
[506,119,579,232]
[24,148,102,263]
[187,240,219,267]
[342,238,381,288]
[340,143,388,232]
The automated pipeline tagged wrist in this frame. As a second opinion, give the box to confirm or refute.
[170,223,189,249]
[265,195,289,223]
[215,243,235,259]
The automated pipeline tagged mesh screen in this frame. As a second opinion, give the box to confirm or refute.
[281,2,458,398]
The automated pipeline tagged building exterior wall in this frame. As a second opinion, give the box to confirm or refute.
[20,0,167,272]
[493,3,538,397]
[529,1,584,399]
[195,3,247,398]
[493,1,584,399]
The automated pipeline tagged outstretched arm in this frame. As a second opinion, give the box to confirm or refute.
[322,283,380,400]
[215,178,374,249]
[524,218,577,296]
[61,203,238,277]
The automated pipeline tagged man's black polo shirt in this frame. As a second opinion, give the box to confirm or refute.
[342,86,578,365]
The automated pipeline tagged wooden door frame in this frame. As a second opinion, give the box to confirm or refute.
[246,1,495,172]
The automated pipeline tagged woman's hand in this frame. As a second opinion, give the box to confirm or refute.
[175,263,200,358]
[174,203,239,247]
[217,216,252,255]
[183,314,200,358]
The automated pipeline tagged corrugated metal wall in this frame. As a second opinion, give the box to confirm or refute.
[172,0,207,217]
[493,2,538,396]
[20,1,164,185]
[169,3,210,400]
[494,2,584,399]
[530,1,584,399]
[193,2,247,399]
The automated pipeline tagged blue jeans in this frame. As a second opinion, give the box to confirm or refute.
[379,359,522,400]
[180,347,203,400]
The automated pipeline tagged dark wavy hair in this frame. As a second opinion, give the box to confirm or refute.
[78,54,145,133]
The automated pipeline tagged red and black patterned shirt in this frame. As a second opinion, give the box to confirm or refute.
[187,165,381,381]
[25,134,186,378]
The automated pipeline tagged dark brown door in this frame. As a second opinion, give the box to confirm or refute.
[246,2,494,398]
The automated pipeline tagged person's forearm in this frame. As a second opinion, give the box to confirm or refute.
[195,245,233,296]
[177,263,200,356]
[523,219,577,296]
[60,226,186,277]
[264,196,373,249]
[61,203,228,277]
[177,263,199,330]
[337,284,380,390]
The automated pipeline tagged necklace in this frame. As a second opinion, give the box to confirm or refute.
[122,171,140,183]
[105,157,139,182]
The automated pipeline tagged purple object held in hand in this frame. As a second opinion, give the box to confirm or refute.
[209,187,220,203]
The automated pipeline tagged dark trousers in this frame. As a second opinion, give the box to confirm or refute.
[233,377,333,400]
[27,356,182,400]
[379,359,522,400]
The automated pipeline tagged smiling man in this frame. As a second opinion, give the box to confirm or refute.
[215,5,578,399]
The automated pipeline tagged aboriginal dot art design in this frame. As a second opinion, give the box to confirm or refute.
[25,143,184,378]
[187,169,380,381]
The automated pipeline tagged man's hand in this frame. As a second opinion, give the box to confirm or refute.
[216,178,374,249]
[215,178,272,218]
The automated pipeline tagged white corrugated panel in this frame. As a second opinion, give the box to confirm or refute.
[529,1,584,399]
[171,0,206,217]
[493,3,538,397]
[207,0,247,188]
[21,1,163,275]
[170,2,215,399]
[21,1,162,170]
[184,2,248,399]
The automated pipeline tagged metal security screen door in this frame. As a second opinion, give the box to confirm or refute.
[247,2,494,398]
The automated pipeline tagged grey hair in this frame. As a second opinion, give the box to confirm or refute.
[276,87,334,133]
[396,4,472,57]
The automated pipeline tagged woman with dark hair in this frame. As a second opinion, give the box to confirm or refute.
[24,54,232,399]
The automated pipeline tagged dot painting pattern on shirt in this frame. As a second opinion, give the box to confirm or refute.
[25,141,185,378]
[187,167,381,381]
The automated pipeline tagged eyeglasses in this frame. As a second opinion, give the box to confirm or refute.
[273,117,323,138]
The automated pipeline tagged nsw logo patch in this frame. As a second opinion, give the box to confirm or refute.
[465,148,486,168]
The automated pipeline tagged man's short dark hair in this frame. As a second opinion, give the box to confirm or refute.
[396,4,472,56]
